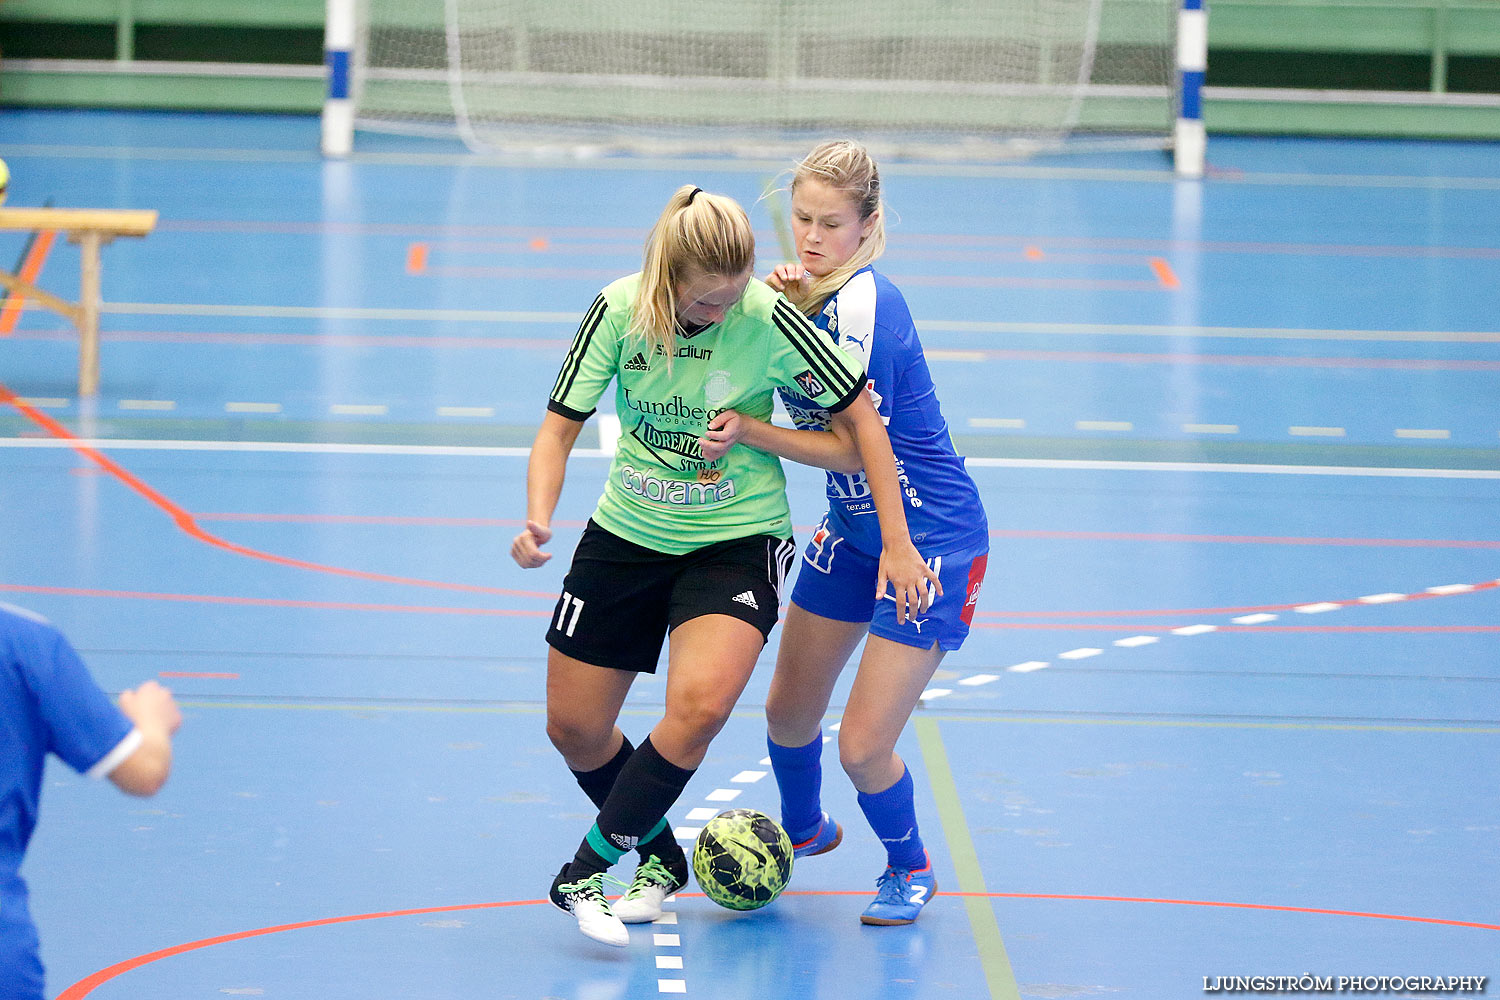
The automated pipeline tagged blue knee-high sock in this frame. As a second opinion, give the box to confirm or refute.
[767,732,824,843]
[856,766,926,870]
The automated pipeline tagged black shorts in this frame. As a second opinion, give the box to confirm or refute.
[546,520,796,673]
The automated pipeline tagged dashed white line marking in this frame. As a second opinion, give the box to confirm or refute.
[598,413,621,454]
[1171,624,1218,636]
[969,417,1027,429]
[1289,426,1346,437]
[730,770,766,783]
[959,673,1000,685]
[657,956,684,969]
[653,912,679,925]
[673,827,702,841]
[1294,602,1341,613]
[928,350,987,362]
[18,397,69,408]
[1058,648,1103,660]
[1395,428,1450,439]
[1232,613,1279,624]
[330,404,387,416]
[1358,593,1407,604]
[120,399,176,411]
[436,406,495,417]
[653,934,681,947]
[684,807,718,821]
[1007,660,1050,673]
[1114,635,1160,647]
[1427,583,1475,595]
[828,722,842,732]
[225,402,282,414]
[1076,420,1133,432]
[758,756,772,766]
[920,688,953,701]
[1183,423,1240,434]
[658,980,687,994]
[705,788,742,802]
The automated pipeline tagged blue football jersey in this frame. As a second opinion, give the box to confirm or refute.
[777,267,988,556]
[2,602,135,1000]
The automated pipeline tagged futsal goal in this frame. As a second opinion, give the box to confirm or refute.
[321,0,1205,175]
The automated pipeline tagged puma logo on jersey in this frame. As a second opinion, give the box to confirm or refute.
[624,352,651,371]
[732,591,760,610]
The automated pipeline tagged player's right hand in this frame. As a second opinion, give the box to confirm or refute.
[766,263,810,294]
[511,519,553,568]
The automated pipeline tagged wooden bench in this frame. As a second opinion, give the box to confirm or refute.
[0,207,158,397]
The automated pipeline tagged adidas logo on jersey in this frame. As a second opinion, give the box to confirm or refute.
[732,591,759,610]
[624,352,651,372]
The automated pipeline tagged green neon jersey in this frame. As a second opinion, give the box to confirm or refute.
[548,274,866,554]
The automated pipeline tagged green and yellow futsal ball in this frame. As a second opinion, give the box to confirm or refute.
[692,808,794,910]
[0,158,8,205]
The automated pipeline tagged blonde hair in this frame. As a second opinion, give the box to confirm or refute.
[781,139,887,317]
[632,185,756,362]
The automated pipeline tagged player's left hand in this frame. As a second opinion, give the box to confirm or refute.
[876,540,943,624]
[699,410,746,462]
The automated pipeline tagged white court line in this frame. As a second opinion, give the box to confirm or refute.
[119,399,176,411]
[672,827,702,841]
[436,406,495,418]
[330,404,388,416]
[653,934,681,947]
[1171,624,1218,636]
[705,788,742,802]
[658,980,687,993]
[1358,593,1407,604]
[959,673,1001,685]
[1058,648,1103,660]
[1114,635,1160,647]
[920,688,953,701]
[653,912,679,925]
[1294,603,1342,614]
[657,956,684,970]
[3,438,1498,479]
[684,807,718,821]
[1232,613,1279,624]
[730,770,766,783]
[225,402,282,414]
[1007,661,1049,673]
[1427,584,1475,595]
[598,413,622,455]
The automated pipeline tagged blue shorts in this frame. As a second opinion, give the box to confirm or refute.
[789,515,988,652]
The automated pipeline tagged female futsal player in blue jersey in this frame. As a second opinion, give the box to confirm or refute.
[701,139,989,925]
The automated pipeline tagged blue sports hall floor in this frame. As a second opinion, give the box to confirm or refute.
[1,109,1496,999]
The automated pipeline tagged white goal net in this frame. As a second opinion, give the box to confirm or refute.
[347,0,1177,160]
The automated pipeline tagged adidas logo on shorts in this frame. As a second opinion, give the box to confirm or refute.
[732,591,759,610]
[624,352,651,372]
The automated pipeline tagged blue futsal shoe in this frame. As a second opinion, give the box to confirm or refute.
[860,853,937,926]
[790,811,843,859]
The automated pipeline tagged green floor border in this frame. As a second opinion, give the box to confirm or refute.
[915,716,1022,1000]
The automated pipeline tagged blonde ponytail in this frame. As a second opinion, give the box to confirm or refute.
[780,139,887,317]
[632,185,756,363]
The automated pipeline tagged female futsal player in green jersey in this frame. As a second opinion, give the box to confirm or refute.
[510,184,939,946]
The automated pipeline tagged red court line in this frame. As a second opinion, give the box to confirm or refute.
[0,384,555,601]
[0,583,550,617]
[976,580,1497,619]
[0,228,58,334]
[193,516,1500,552]
[1148,256,1180,289]
[58,890,1499,998]
[404,242,428,274]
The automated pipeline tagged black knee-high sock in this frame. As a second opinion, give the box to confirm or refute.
[570,736,695,876]
[570,735,681,862]
[570,734,634,810]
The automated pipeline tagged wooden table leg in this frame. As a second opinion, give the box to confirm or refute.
[75,230,104,397]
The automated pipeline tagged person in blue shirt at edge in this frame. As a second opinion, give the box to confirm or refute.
[700,139,990,926]
[2,601,183,1000]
